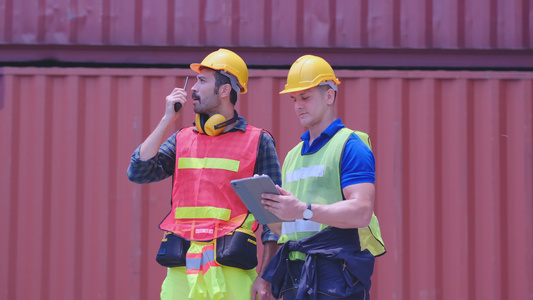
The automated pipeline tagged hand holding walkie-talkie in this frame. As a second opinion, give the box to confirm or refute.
[174,76,189,112]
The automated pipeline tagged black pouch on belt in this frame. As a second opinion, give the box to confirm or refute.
[156,231,191,268]
[215,227,258,270]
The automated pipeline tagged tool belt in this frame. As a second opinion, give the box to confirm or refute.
[156,231,190,267]
[156,227,258,270]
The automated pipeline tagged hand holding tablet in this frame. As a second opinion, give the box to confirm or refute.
[230,175,283,224]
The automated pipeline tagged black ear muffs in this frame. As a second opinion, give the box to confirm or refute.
[195,111,239,136]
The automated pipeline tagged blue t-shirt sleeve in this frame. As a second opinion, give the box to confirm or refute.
[340,133,376,189]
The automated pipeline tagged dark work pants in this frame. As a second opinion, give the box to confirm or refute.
[278,260,368,300]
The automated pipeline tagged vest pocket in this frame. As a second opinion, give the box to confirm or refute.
[215,228,258,270]
[156,231,191,267]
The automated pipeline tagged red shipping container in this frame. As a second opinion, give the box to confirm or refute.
[0,67,532,300]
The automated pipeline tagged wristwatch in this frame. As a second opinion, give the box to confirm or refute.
[302,203,313,220]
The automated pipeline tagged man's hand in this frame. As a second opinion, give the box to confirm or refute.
[251,275,272,300]
[164,87,187,120]
[139,87,187,160]
[261,186,306,221]
[263,183,376,229]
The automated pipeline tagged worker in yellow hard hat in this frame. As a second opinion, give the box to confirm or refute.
[260,55,386,300]
[127,48,281,300]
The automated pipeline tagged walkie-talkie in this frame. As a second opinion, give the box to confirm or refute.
[174,76,189,112]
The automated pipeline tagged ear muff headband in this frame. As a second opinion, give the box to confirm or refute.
[195,111,239,136]
[195,114,207,134]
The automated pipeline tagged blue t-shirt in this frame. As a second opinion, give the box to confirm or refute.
[300,119,375,189]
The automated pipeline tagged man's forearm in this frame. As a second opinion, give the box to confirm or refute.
[259,241,280,275]
[139,116,174,160]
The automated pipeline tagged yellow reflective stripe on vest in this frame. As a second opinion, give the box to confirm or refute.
[176,206,231,221]
[178,157,240,172]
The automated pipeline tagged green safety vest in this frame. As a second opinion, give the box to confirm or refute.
[279,128,386,259]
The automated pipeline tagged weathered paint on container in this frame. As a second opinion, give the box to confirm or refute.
[1,0,531,49]
[0,67,532,300]
[1,0,532,68]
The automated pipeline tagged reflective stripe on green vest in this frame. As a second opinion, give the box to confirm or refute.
[279,128,386,258]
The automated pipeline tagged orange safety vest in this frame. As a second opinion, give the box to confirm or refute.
[159,125,261,241]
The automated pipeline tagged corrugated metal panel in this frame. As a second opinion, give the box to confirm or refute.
[1,0,531,49]
[1,67,532,300]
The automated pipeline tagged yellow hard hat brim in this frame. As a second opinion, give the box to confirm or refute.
[190,63,202,74]
[279,86,312,94]
[189,63,248,94]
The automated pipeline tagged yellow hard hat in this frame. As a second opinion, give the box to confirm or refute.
[280,55,340,94]
[190,48,249,94]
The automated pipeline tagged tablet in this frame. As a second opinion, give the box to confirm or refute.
[230,175,283,224]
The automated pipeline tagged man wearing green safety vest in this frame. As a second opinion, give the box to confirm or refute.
[260,55,386,300]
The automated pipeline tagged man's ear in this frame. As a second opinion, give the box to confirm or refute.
[218,83,232,98]
[326,88,336,105]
